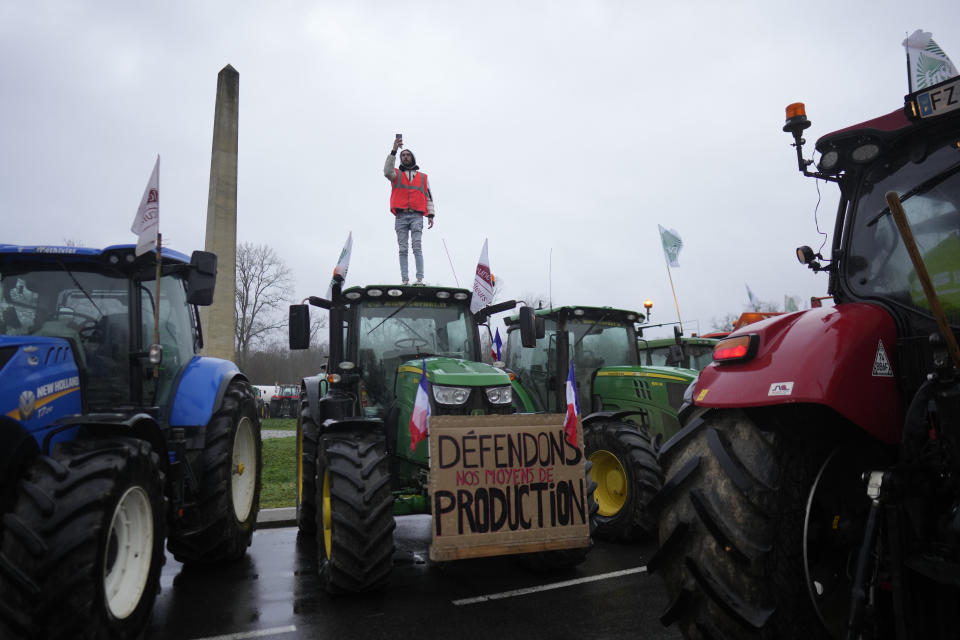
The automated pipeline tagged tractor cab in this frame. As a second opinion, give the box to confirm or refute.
[503,305,643,413]
[785,84,960,399]
[292,283,524,470]
[0,245,215,419]
[637,335,718,371]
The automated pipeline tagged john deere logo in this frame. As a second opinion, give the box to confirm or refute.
[18,389,36,420]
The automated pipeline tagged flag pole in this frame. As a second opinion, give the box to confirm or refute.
[548,248,553,309]
[662,253,683,334]
[153,232,163,378]
[905,34,913,93]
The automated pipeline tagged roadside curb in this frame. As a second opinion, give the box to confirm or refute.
[257,507,296,529]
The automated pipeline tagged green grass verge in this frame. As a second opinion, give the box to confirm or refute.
[260,432,297,509]
[262,417,297,430]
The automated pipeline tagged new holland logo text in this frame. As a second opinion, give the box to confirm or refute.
[36,376,80,398]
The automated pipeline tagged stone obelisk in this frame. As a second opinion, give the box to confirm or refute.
[199,64,239,362]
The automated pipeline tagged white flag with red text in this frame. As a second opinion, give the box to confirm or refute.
[131,156,160,256]
[326,231,353,298]
[470,238,494,314]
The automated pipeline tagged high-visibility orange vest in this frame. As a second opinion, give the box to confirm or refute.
[390,170,430,215]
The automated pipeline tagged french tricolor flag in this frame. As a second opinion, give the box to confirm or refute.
[563,362,580,447]
[491,328,503,361]
[409,359,431,451]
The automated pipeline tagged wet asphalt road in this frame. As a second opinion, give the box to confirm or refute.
[145,515,681,640]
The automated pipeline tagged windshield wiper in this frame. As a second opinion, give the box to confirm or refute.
[866,163,960,227]
[367,293,422,335]
[57,260,105,317]
[572,310,613,350]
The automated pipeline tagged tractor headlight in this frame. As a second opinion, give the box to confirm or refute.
[485,386,512,405]
[433,385,471,405]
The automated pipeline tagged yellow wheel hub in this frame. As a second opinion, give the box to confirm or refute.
[322,469,332,558]
[589,449,627,517]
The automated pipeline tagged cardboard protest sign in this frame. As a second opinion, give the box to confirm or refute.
[428,414,590,562]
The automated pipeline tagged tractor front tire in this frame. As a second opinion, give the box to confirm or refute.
[169,380,262,564]
[296,402,319,535]
[0,438,165,640]
[315,429,395,593]
[650,408,836,640]
[585,420,661,541]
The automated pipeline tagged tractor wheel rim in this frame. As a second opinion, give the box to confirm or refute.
[103,486,153,620]
[232,416,257,522]
[322,469,332,558]
[589,449,627,516]
[803,447,871,639]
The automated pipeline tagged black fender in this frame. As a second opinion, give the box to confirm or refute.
[43,413,167,472]
[302,375,324,421]
[582,410,646,427]
[320,416,386,438]
[0,417,41,515]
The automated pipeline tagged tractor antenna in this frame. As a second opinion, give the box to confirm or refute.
[549,248,553,309]
[442,238,460,287]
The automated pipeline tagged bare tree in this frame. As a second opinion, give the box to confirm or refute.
[710,299,783,332]
[235,243,293,363]
[310,310,329,348]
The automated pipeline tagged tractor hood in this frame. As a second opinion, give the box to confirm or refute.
[401,356,511,387]
[595,365,698,384]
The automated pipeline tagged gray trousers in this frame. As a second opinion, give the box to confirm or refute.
[395,212,424,281]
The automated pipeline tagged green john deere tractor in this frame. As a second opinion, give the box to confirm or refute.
[503,305,699,540]
[289,282,595,593]
[637,333,718,372]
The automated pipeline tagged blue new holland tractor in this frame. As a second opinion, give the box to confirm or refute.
[0,244,262,639]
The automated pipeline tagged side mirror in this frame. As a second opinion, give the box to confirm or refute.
[186,251,217,306]
[535,317,545,339]
[289,304,311,350]
[673,324,683,344]
[475,299,518,324]
[519,306,537,348]
[666,344,684,366]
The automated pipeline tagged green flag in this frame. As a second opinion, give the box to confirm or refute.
[658,225,683,267]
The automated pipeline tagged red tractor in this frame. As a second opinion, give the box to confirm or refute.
[651,77,960,639]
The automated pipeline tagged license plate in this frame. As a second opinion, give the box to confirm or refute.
[914,77,960,118]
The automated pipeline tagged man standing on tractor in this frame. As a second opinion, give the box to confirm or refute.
[385,135,435,285]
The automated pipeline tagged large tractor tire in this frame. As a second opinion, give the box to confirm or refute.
[0,438,165,640]
[584,420,661,541]
[650,408,860,640]
[296,401,319,535]
[517,459,599,571]
[169,380,262,564]
[315,429,396,593]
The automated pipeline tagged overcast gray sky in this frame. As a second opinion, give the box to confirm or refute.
[3,1,959,341]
